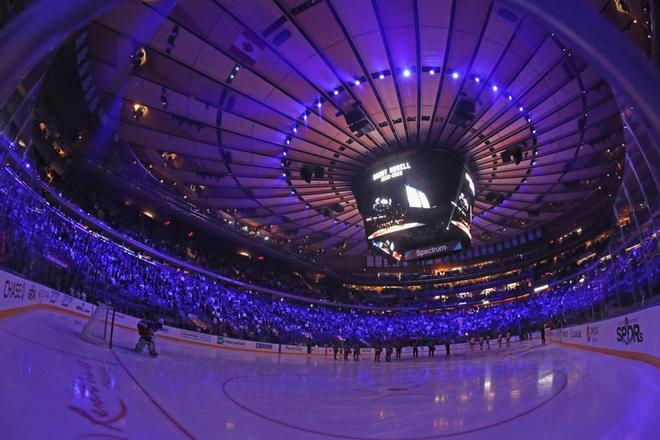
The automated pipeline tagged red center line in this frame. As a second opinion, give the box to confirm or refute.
[111,350,197,440]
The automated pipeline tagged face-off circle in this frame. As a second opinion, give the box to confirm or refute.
[222,363,567,439]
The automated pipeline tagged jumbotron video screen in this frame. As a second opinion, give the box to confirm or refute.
[353,151,475,262]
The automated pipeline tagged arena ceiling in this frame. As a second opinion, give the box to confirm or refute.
[84,0,627,258]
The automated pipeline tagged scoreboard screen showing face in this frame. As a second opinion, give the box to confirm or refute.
[352,151,475,261]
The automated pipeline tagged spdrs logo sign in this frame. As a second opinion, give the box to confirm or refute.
[616,317,644,345]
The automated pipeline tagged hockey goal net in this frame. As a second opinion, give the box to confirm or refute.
[80,303,116,348]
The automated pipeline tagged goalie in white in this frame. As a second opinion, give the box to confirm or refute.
[135,319,163,356]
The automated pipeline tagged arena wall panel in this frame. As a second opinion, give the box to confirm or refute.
[548,306,659,367]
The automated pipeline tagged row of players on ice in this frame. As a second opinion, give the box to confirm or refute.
[329,330,546,361]
[134,318,546,358]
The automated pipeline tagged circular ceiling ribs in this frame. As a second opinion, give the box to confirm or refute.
[82,0,626,257]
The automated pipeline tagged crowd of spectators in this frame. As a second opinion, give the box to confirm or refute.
[47,168,616,306]
[0,165,657,345]
[51,176,322,297]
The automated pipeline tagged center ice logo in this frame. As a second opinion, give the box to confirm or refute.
[68,361,128,432]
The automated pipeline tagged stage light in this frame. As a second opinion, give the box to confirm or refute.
[131,103,148,120]
[282,151,287,157]
[518,106,524,112]
[403,69,411,77]
[474,76,480,83]
[303,114,308,120]
[508,95,513,101]
[333,89,339,95]
[429,69,435,75]
[354,79,361,86]
[317,102,322,108]
[452,72,459,79]
[492,85,498,92]
[379,73,385,79]
[293,127,298,133]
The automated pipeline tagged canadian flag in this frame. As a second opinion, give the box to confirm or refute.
[229,29,265,66]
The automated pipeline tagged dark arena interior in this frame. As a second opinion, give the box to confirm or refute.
[0,1,658,439]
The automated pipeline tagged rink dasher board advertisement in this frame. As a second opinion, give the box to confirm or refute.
[1,269,55,311]
[548,305,659,359]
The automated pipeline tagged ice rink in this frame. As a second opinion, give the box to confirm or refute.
[1,308,658,440]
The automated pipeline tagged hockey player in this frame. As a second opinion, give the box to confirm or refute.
[135,319,162,356]
[468,336,476,352]
[353,344,361,361]
[332,341,340,360]
[385,343,393,362]
[374,342,383,362]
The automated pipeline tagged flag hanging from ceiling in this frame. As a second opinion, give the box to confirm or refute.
[229,30,265,67]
